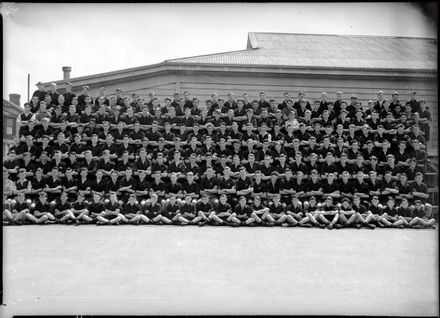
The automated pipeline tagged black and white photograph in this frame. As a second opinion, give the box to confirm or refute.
[1,2,438,316]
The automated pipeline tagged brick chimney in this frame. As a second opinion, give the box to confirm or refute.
[9,94,21,106]
[62,66,72,81]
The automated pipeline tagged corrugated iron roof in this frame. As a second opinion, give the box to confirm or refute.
[168,32,437,71]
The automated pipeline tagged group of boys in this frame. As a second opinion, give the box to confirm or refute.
[2,82,436,229]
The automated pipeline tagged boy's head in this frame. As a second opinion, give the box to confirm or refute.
[169,194,177,204]
[239,195,247,205]
[17,192,25,201]
[219,193,227,204]
[39,192,48,202]
[150,194,158,204]
[387,197,395,207]
[109,191,118,201]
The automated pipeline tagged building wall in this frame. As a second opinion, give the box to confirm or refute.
[77,71,438,150]
[3,115,17,157]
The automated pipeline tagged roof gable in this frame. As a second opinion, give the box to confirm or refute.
[3,99,23,115]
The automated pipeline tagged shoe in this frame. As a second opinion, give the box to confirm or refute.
[180,222,188,226]
[377,222,385,228]
[281,223,289,227]
[96,222,104,226]
[75,221,81,227]
[368,224,376,229]
[335,224,343,229]
[318,223,326,229]
[198,221,205,227]
[356,224,362,229]
[327,224,334,230]
[300,223,312,228]
[396,224,404,229]
[412,225,421,229]
[266,222,274,227]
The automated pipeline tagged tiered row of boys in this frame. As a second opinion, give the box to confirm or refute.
[2,81,436,229]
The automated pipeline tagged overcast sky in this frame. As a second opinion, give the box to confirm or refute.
[1,2,437,103]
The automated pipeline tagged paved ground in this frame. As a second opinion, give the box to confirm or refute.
[1,225,438,316]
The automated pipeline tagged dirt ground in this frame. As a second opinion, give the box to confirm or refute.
[1,225,438,316]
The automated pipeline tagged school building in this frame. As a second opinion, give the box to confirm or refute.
[3,94,22,155]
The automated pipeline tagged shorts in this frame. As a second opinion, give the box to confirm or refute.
[236,214,248,221]
[182,213,195,221]
[162,213,174,219]
[323,214,335,222]
[103,214,118,221]
[218,215,230,221]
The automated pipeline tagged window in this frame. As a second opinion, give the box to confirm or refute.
[6,118,13,134]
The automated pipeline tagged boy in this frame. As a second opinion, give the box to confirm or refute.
[316,196,339,229]
[124,193,150,225]
[162,194,189,225]
[249,195,269,226]
[351,195,376,229]
[54,192,77,224]
[96,191,123,225]
[377,197,400,228]
[144,194,163,224]
[33,192,56,224]
[286,195,304,223]
[299,196,323,228]
[270,193,297,226]
[215,194,233,225]
[337,198,356,228]
[395,197,417,228]
[180,194,197,224]
[232,195,253,226]
[409,200,436,229]
[8,192,38,225]
[356,195,379,229]
[71,192,93,223]
[193,193,215,226]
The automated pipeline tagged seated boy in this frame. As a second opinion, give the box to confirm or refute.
[144,194,164,224]
[8,192,37,225]
[270,193,297,226]
[163,194,190,225]
[54,192,77,224]
[408,199,436,229]
[32,191,56,224]
[215,193,233,225]
[124,193,149,225]
[316,196,339,229]
[96,191,124,225]
[192,193,215,226]
[337,197,356,229]
[180,194,197,224]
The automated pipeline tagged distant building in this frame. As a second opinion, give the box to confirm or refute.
[45,31,437,148]
[3,94,22,155]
